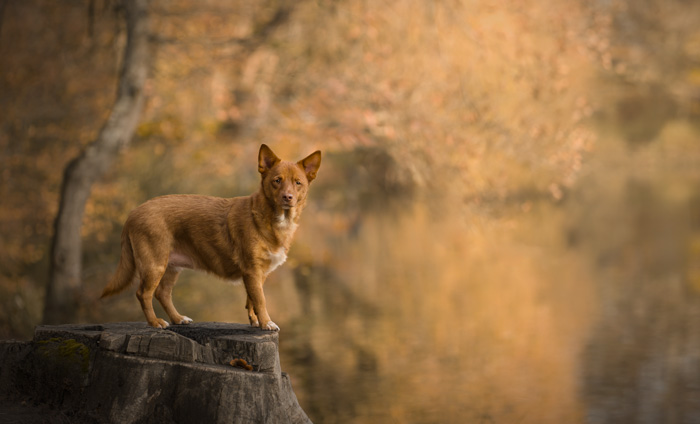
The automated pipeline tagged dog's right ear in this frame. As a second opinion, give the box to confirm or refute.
[258,144,280,174]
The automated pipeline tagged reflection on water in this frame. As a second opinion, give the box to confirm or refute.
[267,123,699,423]
[577,138,700,423]
[278,202,595,423]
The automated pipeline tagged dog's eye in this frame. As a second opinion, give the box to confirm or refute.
[274,177,282,184]
[295,180,302,186]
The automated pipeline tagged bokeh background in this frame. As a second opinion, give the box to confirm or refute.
[2,0,700,422]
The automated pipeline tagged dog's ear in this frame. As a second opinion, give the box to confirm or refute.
[298,150,322,183]
[258,144,280,174]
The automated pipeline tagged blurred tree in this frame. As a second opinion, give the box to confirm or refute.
[43,0,151,324]
[0,0,127,336]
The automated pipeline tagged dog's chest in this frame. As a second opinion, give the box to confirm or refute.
[274,213,298,232]
[266,248,287,275]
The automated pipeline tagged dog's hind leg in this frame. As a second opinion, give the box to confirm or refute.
[136,264,170,329]
[155,267,192,325]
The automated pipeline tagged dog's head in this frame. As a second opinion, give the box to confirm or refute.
[258,144,321,211]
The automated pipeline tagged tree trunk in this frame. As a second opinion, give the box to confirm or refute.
[43,0,151,324]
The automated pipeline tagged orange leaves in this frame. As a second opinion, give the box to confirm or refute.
[271,0,600,200]
[229,358,254,371]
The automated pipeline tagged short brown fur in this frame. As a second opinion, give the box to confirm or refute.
[100,145,321,330]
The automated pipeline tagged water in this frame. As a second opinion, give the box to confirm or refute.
[258,122,700,423]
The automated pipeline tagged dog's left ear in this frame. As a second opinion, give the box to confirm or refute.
[298,150,322,183]
[258,144,281,174]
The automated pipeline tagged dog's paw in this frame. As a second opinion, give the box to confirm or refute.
[261,321,280,331]
[175,316,193,325]
[249,320,260,328]
[149,318,170,329]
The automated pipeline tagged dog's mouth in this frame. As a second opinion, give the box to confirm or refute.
[280,200,296,209]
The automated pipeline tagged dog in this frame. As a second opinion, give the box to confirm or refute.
[100,144,321,331]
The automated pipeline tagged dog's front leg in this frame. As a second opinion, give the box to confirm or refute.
[243,271,279,331]
[245,296,259,328]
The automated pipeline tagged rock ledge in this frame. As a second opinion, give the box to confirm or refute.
[0,322,311,424]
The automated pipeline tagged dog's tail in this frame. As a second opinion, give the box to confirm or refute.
[101,231,136,299]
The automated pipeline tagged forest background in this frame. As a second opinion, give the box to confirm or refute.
[2,0,700,422]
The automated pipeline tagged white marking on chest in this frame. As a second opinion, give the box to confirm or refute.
[266,248,287,275]
[275,213,298,232]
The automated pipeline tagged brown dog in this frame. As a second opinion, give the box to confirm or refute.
[100,145,321,330]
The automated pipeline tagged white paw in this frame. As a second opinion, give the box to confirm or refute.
[250,320,260,328]
[177,316,193,325]
[262,321,280,331]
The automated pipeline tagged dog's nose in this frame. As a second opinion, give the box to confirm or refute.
[282,193,294,202]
